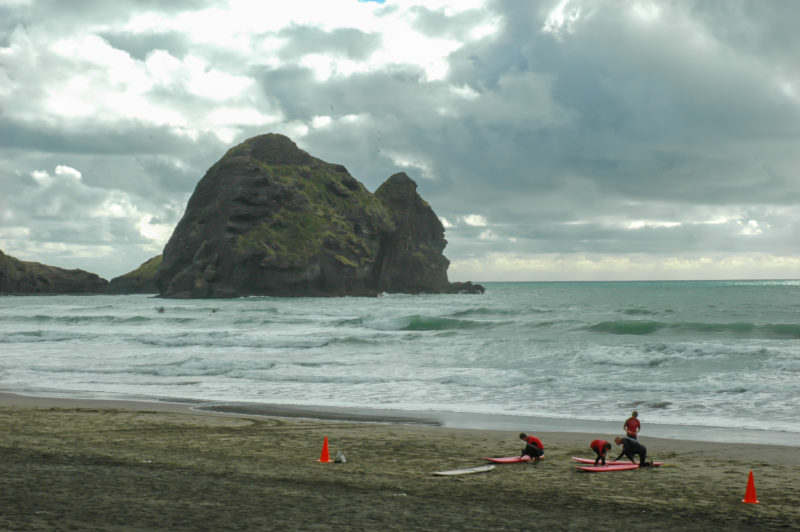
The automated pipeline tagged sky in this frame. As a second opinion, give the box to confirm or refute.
[1,0,799,282]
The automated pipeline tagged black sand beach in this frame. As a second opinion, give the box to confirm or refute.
[1,393,798,531]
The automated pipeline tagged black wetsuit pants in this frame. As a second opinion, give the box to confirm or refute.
[522,444,543,458]
[623,447,647,465]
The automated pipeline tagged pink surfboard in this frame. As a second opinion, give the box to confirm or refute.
[571,457,663,466]
[483,455,538,464]
[577,463,640,472]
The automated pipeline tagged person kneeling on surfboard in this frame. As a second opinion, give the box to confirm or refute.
[613,436,650,466]
[590,439,612,466]
[519,433,544,461]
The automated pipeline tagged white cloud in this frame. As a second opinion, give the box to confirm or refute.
[625,220,681,230]
[184,56,254,101]
[30,170,53,187]
[136,215,174,243]
[738,220,764,236]
[210,107,281,127]
[144,49,182,85]
[478,229,499,241]
[300,53,370,81]
[92,195,137,219]
[463,214,488,227]
[542,0,585,39]
[0,226,30,240]
[449,84,480,100]
[383,151,435,179]
[54,165,82,181]
[311,115,333,129]
[630,2,662,24]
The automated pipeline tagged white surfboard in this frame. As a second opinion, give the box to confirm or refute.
[433,464,495,476]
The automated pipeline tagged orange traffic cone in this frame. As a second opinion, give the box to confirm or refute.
[742,470,759,504]
[316,436,331,463]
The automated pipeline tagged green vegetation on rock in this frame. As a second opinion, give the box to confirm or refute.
[236,211,325,268]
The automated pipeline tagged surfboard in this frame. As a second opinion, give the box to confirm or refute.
[576,463,640,472]
[571,457,663,466]
[433,464,495,476]
[483,455,541,464]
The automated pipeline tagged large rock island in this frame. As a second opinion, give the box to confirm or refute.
[155,133,483,298]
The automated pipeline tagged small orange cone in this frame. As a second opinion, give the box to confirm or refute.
[742,470,759,504]
[316,436,331,463]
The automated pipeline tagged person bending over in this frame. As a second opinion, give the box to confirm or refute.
[519,433,544,461]
[590,439,612,466]
[613,436,649,466]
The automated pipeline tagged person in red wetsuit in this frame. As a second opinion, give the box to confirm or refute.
[590,439,612,466]
[519,433,544,461]
[623,410,640,439]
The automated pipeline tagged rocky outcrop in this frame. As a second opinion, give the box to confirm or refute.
[0,248,108,294]
[155,133,483,298]
[107,255,162,294]
[372,173,451,292]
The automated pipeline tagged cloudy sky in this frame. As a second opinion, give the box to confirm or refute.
[2,0,799,282]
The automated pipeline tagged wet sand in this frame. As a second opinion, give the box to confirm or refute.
[1,393,798,531]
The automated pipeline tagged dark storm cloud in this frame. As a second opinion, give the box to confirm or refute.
[433,1,800,206]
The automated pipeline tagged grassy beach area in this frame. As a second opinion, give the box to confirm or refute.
[1,394,798,531]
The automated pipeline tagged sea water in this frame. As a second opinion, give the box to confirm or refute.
[1,281,798,445]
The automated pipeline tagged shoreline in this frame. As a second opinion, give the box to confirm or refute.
[3,389,798,448]
[2,391,799,466]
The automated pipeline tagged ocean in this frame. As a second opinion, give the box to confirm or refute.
[1,281,799,445]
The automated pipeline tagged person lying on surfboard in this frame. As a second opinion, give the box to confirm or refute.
[519,433,544,462]
[613,436,651,466]
[590,439,612,466]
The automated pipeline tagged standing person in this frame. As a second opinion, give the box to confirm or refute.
[590,439,612,466]
[518,433,544,461]
[623,410,640,439]
[613,436,649,466]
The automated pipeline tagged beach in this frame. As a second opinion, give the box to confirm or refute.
[1,393,798,531]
